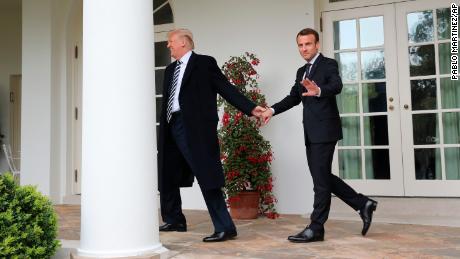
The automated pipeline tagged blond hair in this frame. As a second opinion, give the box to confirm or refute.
[168,28,195,49]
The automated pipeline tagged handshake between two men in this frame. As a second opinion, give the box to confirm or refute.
[250,78,320,124]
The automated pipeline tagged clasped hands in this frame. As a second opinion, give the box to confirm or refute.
[251,79,319,125]
[250,106,274,125]
[250,106,272,125]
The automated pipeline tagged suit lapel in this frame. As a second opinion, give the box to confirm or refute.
[179,52,197,91]
[308,53,324,79]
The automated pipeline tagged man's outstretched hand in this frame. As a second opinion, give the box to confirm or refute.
[301,79,320,96]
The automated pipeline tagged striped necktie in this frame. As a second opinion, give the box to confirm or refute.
[166,60,182,123]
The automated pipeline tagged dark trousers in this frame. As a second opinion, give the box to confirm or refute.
[306,141,368,231]
[160,112,235,232]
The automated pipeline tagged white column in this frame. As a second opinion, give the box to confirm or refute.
[21,0,52,195]
[79,0,164,257]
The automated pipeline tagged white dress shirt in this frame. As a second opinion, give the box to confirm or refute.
[171,50,193,113]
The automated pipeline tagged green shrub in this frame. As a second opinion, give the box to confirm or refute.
[0,173,60,258]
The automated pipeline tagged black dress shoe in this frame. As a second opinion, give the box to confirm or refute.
[359,199,378,236]
[202,229,237,242]
[159,223,187,232]
[288,227,324,243]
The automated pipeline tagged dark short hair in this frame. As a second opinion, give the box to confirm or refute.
[296,28,319,43]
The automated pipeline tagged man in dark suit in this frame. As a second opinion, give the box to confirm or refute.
[157,28,265,242]
[262,28,378,242]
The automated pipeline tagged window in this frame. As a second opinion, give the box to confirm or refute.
[153,1,174,144]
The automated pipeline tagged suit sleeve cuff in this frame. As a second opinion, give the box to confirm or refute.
[316,87,321,97]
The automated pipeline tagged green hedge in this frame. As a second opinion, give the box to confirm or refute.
[0,173,60,258]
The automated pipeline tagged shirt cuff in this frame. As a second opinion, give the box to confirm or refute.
[270,107,275,115]
[316,87,321,97]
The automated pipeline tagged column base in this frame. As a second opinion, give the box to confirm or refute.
[70,247,169,259]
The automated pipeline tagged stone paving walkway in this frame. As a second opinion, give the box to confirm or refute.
[55,205,460,258]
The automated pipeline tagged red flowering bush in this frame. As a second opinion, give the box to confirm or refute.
[218,52,278,219]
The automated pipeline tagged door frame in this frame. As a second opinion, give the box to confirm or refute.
[9,75,21,170]
[70,40,82,195]
[321,0,459,197]
[318,0,417,13]
[396,0,460,196]
[322,3,404,196]
[67,0,83,196]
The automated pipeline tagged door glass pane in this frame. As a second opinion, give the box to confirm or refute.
[337,84,359,113]
[365,149,390,179]
[335,52,358,82]
[153,0,167,10]
[361,50,386,80]
[443,112,460,144]
[359,16,384,48]
[437,8,451,40]
[439,43,453,75]
[407,11,434,43]
[339,149,362,179]
[411,79,437,110]
[155,69,165,95]
[414,148,441,179]
[362,82,387,113]
[441,78,460,109]
[409,45,436,76]
[413,113,439,145]
[445,147,460,180]
[339,116,360,146]
[155,41,170,67]
[153,3,173,25]
[364,115,389,145]
[334,19,357,50]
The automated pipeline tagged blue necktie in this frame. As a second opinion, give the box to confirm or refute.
[304,63,312,79]
[166,60,182,123]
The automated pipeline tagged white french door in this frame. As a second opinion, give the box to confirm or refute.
[323,4,403,196]
[397,0,459,196]
[323,0,459,196]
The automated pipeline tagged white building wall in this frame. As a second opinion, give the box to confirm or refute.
[173,0,316,214]
[0,1,21,172]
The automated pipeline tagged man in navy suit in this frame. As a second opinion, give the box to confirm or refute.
[157,29,266,242]
[262,28,377,242]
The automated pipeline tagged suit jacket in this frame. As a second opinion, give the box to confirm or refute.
[271,53,343,144]
[158,52,256,192]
